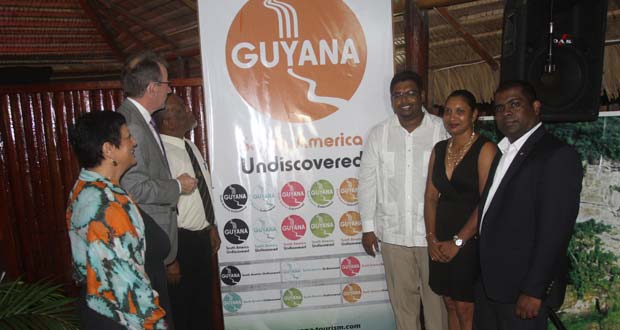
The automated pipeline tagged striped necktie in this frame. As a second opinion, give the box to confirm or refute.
[184,141,215,225]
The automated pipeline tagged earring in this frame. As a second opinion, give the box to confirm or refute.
[112,159,118,167]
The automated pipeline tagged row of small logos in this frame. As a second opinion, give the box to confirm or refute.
[220,255,385,286]
[219,178,359,212]
[222,281,390,314]
[222,210,363,245]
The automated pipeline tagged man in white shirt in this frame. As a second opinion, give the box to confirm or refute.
[153,94,221,330]
[359,71,448,330]
[475,81,582,329]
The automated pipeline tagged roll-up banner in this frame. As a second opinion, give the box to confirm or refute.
[198,1,396,329]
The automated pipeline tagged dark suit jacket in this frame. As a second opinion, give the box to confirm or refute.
[478,126,582,307]
[118,99,180,264]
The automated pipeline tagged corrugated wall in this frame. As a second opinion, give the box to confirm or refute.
[0,78,207,282]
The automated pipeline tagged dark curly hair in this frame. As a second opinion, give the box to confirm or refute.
[69,111,125,168]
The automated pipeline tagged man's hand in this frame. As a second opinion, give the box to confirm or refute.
[209,226,221,254]
[166,260,182,285]
[177,173,197,194]
[515,294,542,319]
[362,232,379,257]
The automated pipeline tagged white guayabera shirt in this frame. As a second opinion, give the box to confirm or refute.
[358,108,448,247]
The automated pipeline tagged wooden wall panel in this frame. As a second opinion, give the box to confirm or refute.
[0,78,225,329]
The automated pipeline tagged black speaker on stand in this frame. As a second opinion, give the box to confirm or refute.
[500,0,608,122]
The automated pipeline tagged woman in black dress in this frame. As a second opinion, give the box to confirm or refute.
[424,90,497,330]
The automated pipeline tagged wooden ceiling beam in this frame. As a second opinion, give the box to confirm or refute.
[417,0,478,9]
[179,0,197,11]
[92,4,147,51]
[78,0,124,60]
[0,9,84,18]
[434,7,498,71]
[0,18,93,28]
[94,0,179,49]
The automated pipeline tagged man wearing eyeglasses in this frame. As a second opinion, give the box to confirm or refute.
[117,52,198,320]
[475,80,582,329]
[359,70,448,330]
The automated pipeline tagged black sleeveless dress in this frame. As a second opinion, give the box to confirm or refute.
[428,135,490,302]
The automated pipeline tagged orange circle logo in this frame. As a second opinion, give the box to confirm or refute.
[339,211,362,236]
[342,283,362,303]
[226,0,367,123]
[338,178,359,205]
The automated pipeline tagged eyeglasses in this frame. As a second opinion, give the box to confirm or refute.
[391,89,419,101]
[156,81,172,85]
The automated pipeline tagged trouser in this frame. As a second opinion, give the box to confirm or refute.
[168,227,213,330]
[474,279,549,330]
[381,243,447,330]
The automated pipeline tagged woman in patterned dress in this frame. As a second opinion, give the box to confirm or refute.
[66,111,167,330]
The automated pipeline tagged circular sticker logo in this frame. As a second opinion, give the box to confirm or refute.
[223,292,243,313]
[226,0,368,122]
[341,256,361,277]
[223,219,250,244]
[283,288,303,308]
[338,178,359,205]
[253,217,278,243]
[309,213,335,238]
[282,262,302,280]
[221,266,242,286]
[339,211,362,236]
[280,181,306,209]
[281,215,307,241]
[251,185,277,212]
[309,179,334,207]
[342,283,362,303]
[221,184,248,211]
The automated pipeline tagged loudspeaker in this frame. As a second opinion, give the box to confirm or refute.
[500,0,608,122]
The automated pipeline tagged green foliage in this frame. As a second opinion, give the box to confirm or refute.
[568,219,620,299]
[477,120,501,143]
[0,277,78,330]
[546,117,620,163]
[477,116,620,163]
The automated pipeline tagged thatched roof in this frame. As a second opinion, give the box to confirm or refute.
[1,0,619,105]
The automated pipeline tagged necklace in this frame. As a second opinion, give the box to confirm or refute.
[446,131,476,170]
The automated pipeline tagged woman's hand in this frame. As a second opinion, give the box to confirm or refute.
[436,241,459,262]
[427,234,449,263]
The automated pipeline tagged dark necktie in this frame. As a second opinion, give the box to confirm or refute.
[149,118,172,173]
[184,141,215,225]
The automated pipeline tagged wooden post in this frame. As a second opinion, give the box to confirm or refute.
[404,0,430,107]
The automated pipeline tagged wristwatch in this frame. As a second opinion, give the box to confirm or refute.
[453,235,464,247]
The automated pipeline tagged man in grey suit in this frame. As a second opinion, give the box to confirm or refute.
[118,51,197,280]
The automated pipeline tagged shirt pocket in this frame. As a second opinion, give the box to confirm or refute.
[380,152,395,178]
[421,151,432,178]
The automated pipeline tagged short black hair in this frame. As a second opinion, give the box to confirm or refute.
[390,70,423,94]
[446,89,477,111]
[152,94,183,129]
[69,111,125,169]
[121,51,168,98]
[495,80,538,104]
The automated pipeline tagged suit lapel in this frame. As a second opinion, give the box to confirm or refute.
[124,101,172,176]
[478,152,501,228]
[480,126,546,232]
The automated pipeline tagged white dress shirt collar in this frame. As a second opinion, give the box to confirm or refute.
[127,98,153,124]
[497,122,542,154]
[160,134,186,148]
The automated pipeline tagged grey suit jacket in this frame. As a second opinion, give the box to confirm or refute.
[118,99,180,264]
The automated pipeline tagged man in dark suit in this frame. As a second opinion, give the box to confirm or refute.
[118,51,197,281]
[475,80,583,329]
